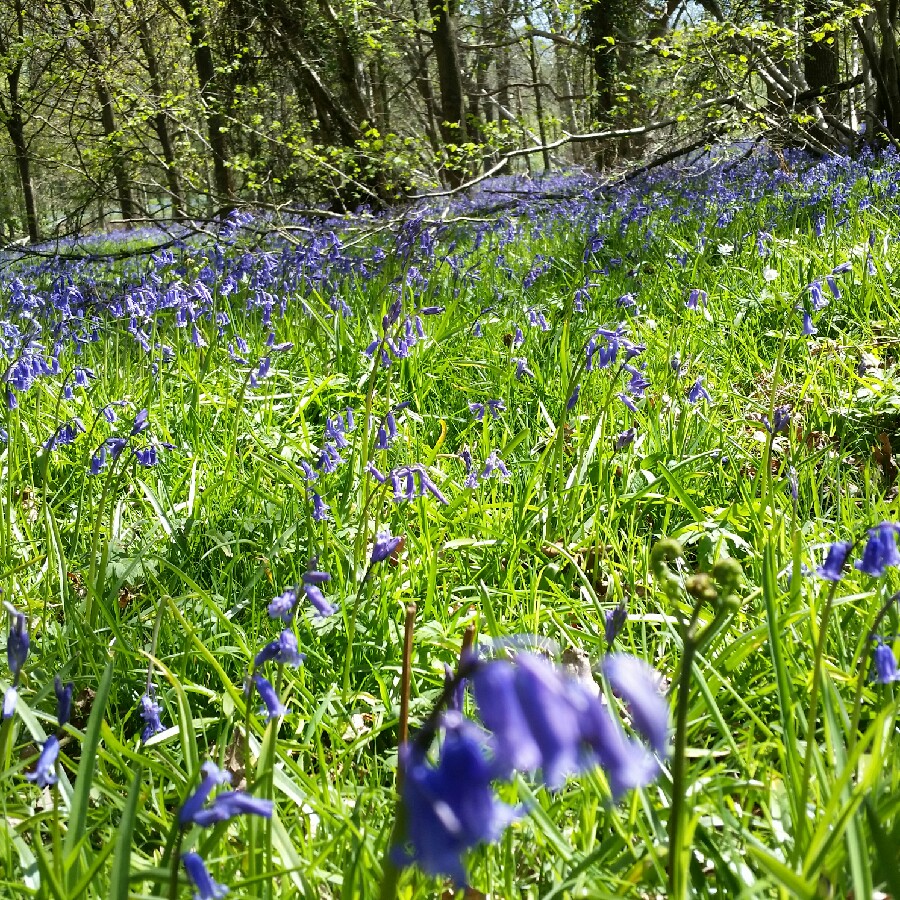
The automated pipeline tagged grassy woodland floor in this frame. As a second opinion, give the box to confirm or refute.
[2,147,900,899]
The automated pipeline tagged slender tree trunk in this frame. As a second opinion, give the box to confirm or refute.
[177,0,234,211]
[136,14,184,218]
[526,32,551,173]
[804,0,842,118]
[428,0,468,184]
[94,78,136,224]
[4,70,39,242]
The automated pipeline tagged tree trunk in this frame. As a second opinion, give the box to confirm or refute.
[427,0,468,184]
[804,0,842,118]
[4,69,39,242]
[135,13,185,219]
[94,79,136,224]
[177,0,234,212]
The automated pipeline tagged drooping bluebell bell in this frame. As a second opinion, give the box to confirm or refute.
[396,714,518,883]
[90,445,107,476]
[617,392,638,414]
[801,311,817,336]
[513,357,534,380]
[253,674,288,721]
[106,437,128,460]
[824,275,841,300]
[513,326,524,347]
[605,603,628,644]
[624,364,650,398]
[304,583,336,617]
[873,641,900,683]
[855,522,900,577]
[469,402,485,421]
[617,293,637,310]
[135,446,158,467]
[566,383,580,410]
[54,676,73,728]
[614,427,636,450]
[190,789,274,826]
[131,408,149,435]
[179,762,233,827]
[685,288,707,310]
[481,450,510,481]
[254,630,304,668]
[486,399,505,418]
[140,689,165,743]
[763,406,791,434]
[26,735,60,788]
[182,852,228,900]
[419,306,444,315]
[687,377,711,404]
[267,588,298,622]
[809,280,828,311]
[602,654,670,755]
[372,530,402,564]
[310,492,329,522]
[3,602,28,719]
[817,541,852,581]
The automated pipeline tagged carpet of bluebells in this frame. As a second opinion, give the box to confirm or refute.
[3,146,900,899]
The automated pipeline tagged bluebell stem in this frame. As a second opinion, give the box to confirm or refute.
[253,674,289,721]
[872,641,900,683]
[855,522,900,576]
[54,676,73,728]
[182,851,228,900]
[817,541,852,581]
[26,735,60,788]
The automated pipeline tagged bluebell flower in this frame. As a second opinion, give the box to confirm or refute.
[605,603,628,644]
[6,603,29,683]
[305,584,336,617]
[469,402,485,421]
[106,437,128,460]
[602,654,670,755]
[687,378,711,404]
[817,541,852,581]
[254,674,288,720]
[873,641,900,684]
[254,630,304,668]
[801,311,818,336]
[179,762,233,827]
[396,715,518,883]
[420,306,444,315]
[670,353,684,376]
[131,409,149,435]
[267,588,297,622]
[617,393,638,414]
[182,852,228,900]
[311,493,330,522]
[513,357,534,380]
[763,406,791,434]
[513,326,524,347]
[135,446,158,467]
[90,445,107,475]
[855,522,900,576]
[191,790,274,827]
[617,293,637,310]
[55,676,73,728]
[825,275,841,300]
[472,661,542,777]
[480,451,510,481]
[833,260,854,274]
[6,389,17,410]
[685,288,707,310]
[140,689,165,743]
[487,399,505,418]
[302,568,331,585]
[372,530,402,564]
[614,427,636,450]
[566,384,580,410]
[299,460,317,482]
[579,693,658,800]
[26,735,60,788]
